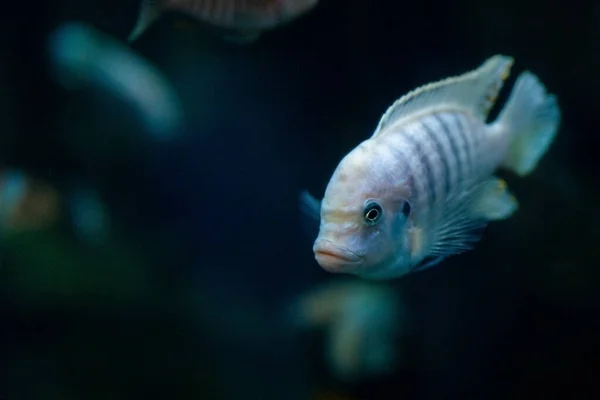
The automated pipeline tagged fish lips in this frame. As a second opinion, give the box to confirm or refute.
[313,239,364,273]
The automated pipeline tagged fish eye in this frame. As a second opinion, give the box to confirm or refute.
[363,201,383,225]
[401,200,411,218]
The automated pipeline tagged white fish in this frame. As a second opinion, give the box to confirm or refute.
[301,55,561,280]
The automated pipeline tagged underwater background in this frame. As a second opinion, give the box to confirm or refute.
[1,0,599,399]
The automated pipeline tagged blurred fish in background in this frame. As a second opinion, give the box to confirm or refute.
[129,0,319,43]
[48,21,184,142]
[0,170,61,234]
[0,3,322,400]
[0,170,110,246]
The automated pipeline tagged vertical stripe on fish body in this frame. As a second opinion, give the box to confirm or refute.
[301,54,561,279]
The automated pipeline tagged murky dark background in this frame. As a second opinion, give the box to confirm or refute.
[1,0,599,399]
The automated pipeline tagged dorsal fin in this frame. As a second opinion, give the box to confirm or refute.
[372,55,514,138]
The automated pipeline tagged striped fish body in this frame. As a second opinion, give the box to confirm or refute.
[304,55,561,280]
[375,111,502,215]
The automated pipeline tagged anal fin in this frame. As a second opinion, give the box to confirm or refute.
[472,177,518,221]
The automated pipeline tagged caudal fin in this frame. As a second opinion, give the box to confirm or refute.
[497,71,561,176]
[128,0,162,42]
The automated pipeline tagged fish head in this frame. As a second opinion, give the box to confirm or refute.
[313,141,413,279]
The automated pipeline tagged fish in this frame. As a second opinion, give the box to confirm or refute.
[292,279,405,381]
[0,170,110,246]
[128,0,319,43]
[48,22,183,141]
[300,55,561,280]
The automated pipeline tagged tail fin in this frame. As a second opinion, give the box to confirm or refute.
[128,0,162,42]
[497,71,560,176]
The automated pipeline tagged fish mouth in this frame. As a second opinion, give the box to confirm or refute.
[313,239,363,273]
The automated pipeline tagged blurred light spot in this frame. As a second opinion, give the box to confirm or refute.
[48,21,184,141]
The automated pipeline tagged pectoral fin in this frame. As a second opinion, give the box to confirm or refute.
[299,190,321,238]
[425,177,516,258]
[408,177,517,272]
[423,179,489,259]
[410,255,446,273]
